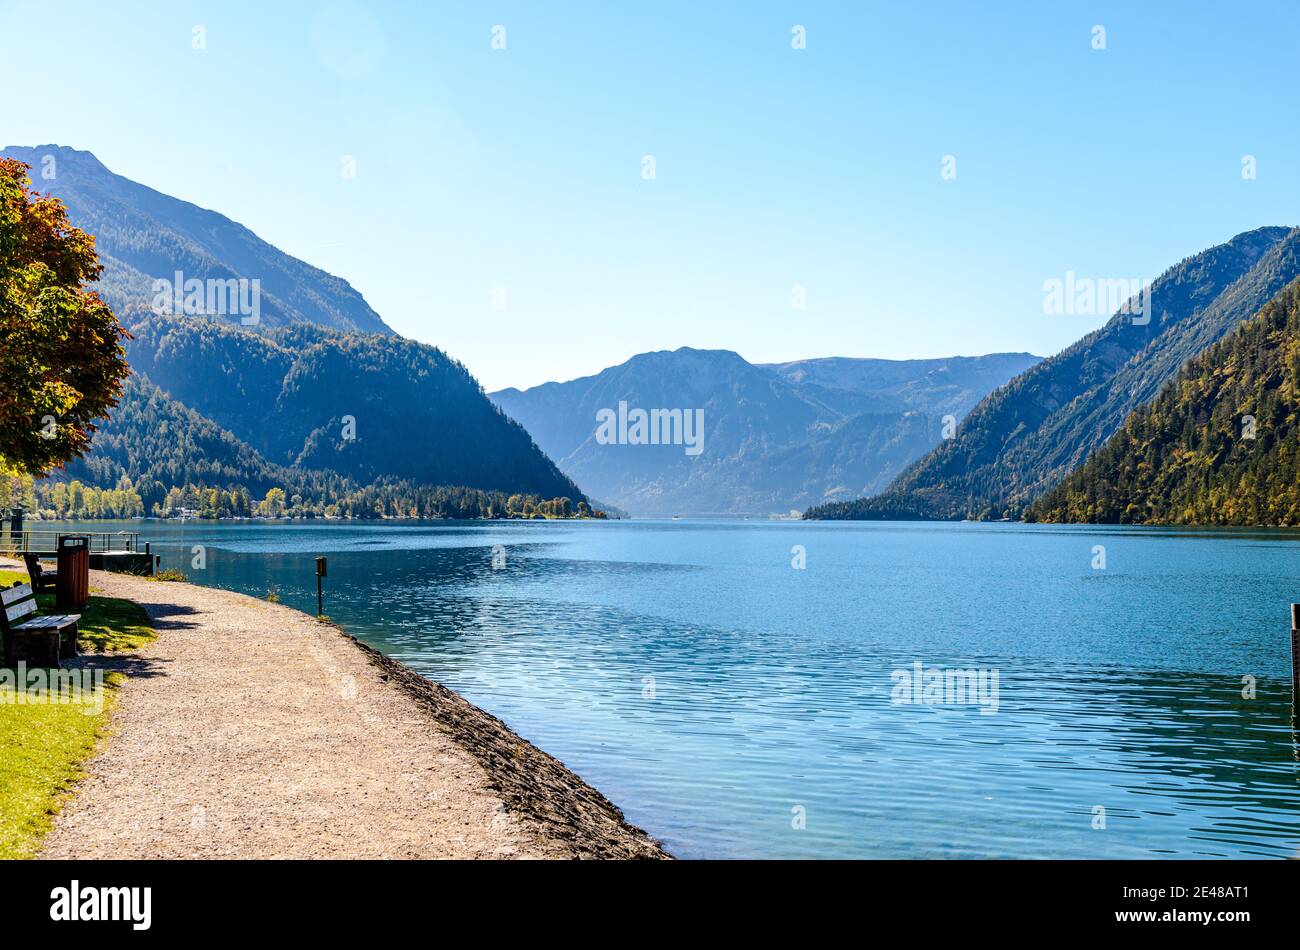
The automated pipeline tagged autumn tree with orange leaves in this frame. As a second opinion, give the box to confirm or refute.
[0,158,129,477]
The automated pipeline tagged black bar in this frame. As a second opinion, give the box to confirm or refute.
[0,859,1282,936]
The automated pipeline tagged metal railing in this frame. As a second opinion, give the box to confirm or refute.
[8,530,141,555]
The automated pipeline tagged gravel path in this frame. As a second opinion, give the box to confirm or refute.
[20,564,665,859]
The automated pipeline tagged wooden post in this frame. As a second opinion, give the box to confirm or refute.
[315,556,327,617]
[1292,604,1300,708]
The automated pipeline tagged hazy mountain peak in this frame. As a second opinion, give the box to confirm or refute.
[624,346,749,369]
[11,143,109,172]
[490,347,1035,515]
[0,144,393,336]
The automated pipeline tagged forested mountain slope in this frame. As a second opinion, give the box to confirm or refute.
[1031,279,1300,525]
[124,317,586,501]
[808,226,1300,520]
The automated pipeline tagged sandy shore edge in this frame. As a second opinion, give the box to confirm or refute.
[4,557,669,859]
[339,631,669,859]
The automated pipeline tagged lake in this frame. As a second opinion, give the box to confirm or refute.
[41,518,1300,858]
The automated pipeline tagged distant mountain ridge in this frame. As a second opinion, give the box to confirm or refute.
[1,144,392,335]
[808,225,1300,521]
[764,353,1040,419]
[491,348,1038,516]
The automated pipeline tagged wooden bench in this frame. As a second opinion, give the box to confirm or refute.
[23,553,57,594]
[1,583,79,667]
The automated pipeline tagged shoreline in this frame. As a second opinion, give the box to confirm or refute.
[4,559,668,860]
[340,633,668,858]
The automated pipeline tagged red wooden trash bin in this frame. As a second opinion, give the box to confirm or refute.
[56,535,90,611]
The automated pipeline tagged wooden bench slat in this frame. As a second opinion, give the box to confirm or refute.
[17,614,79,628]
[5,600,37,623]
[5,611,81,625]
[1,584,33,606]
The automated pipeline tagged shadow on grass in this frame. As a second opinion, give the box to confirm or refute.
[27,592,158,653]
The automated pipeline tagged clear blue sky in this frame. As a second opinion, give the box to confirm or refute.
[4,0,1299,391]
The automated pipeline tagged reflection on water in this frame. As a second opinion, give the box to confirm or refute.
[52,518,1300,858]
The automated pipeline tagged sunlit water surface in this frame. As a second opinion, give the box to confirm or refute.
[50,518,1300,858]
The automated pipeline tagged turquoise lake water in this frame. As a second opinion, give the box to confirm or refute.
[46,518,1300,858]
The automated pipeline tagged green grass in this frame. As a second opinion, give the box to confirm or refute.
[0,678,118,859]
[0,565,155,858]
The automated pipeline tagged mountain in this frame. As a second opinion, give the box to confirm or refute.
[490,348,1037,516]
[719,410,949,511]
[4,145,586,513]
[0,145,392,335]
[52,373,574,520]
[68,374,302,496]
[808,226,1300,520]
[1030,278,1300,525]
[124,316,583,499]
